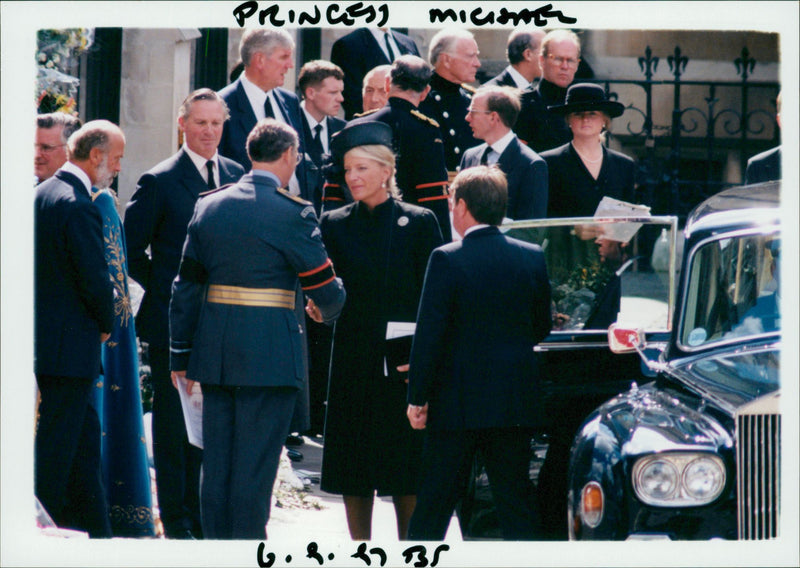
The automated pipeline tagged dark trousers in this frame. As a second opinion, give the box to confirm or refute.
[35,374,112,538]
[200,384,297,539]
[408,427,537,541]
[149,344,203,537]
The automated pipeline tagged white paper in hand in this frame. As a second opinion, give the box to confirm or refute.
[177,377,203,449]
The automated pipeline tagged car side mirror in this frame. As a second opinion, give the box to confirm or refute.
[608,324,645,354]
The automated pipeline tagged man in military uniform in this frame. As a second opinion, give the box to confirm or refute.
[169,119,346,540]
[346,54,452,241]
[419,28,481,174]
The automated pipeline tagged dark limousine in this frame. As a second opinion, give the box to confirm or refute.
[567,182,781,540]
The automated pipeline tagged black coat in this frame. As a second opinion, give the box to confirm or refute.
[745,145,781,184]
[347,97,451,240]
[123,148,245,345]
[515,78,572,153]
[300,113,346,216]
[418,73,480,172]
[407,226,552,431]
[541,142,636,218]
[330,28,420,119]
[460,136,549,219]
[319,198,443,496]
[35,170,114,378]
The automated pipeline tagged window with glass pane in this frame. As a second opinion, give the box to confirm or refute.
[681,233,780,348]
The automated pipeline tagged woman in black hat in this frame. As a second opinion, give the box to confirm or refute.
[540,83,637,217]
[317,122,444,540]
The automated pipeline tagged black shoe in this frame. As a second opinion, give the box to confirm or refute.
[286,448,304,462]
[285,434,305,447]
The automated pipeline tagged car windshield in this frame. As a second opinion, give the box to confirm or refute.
[502,216,678,333]
[680,232,780,349]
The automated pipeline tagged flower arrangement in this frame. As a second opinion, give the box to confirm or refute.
[36,28,94,114]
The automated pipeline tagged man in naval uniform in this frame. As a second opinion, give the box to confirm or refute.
[346,54,452,241]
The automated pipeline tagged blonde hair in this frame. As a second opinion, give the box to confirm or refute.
[344,145,399,199]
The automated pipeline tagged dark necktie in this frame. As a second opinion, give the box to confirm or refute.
[205,160,216,190]
[264,93,275,119]
[383,32,396,62]
[309,123,324,166]
[480,146,493,165]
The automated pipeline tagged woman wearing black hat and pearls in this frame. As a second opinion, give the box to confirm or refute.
[317,121,443,540]
[541,83,637,218]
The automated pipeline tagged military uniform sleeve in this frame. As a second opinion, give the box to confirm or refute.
[66,199,115,334]
[168,212,207,372]
[407,248,454,406]
[123,172,159,288]
[281,202,346,323]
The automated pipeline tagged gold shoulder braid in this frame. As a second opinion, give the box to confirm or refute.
[460,83,477,95]
[200,183,235,197]
[353,108,380,118]
[276,186,312,205]
[410,109,440,129]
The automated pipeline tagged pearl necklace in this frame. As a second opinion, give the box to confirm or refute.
[571,142,603,164]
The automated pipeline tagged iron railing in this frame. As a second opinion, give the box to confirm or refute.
[596,45,780,222]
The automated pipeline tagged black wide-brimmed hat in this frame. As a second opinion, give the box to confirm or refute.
[329,121,393,163]
[548,83,625,118]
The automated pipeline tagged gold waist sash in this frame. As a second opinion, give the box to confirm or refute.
[206,285,295,308]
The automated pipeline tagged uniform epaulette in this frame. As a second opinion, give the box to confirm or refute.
[199,183,234,197]
[410,109,440,129]
[353,108,380,118]
[460,83,477,95]
[276,186,312,206]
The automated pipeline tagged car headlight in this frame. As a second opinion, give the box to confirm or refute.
[632,453,726,506]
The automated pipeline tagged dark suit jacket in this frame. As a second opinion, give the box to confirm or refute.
[745,145,781,184]
[407,226,552,431]
[300,113,346,216]
[123,148,245,345]
[483,67,522,88]
[331,28,420,119]
[218,78,309,196]
[460,136,549,219]
[169,172,346,386]
[35,170,114,378]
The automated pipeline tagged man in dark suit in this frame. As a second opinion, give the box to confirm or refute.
[297,60,346,437]
[419,28,481,173]
[123,89,245,539]
[484,28,545,91]
[35,112,82,183]
[460,85,548,220]
[331,28,420,119]
[298,60,347,217]
[745,92,781,184]
[169,119,346,539]
[406,166,552,540]
[347,55,451,240]
[35,120,125,537]
[218,29,308,198]
[515,29,582,152]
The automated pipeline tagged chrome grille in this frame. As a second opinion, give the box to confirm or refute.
[736,411,780,539]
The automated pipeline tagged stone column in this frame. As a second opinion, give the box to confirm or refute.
[117,28,201,213]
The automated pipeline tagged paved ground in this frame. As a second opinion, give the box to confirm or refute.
[268,435,463,544]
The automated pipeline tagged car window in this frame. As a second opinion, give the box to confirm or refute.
[680,232,780,349]
[502,217,678,333]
